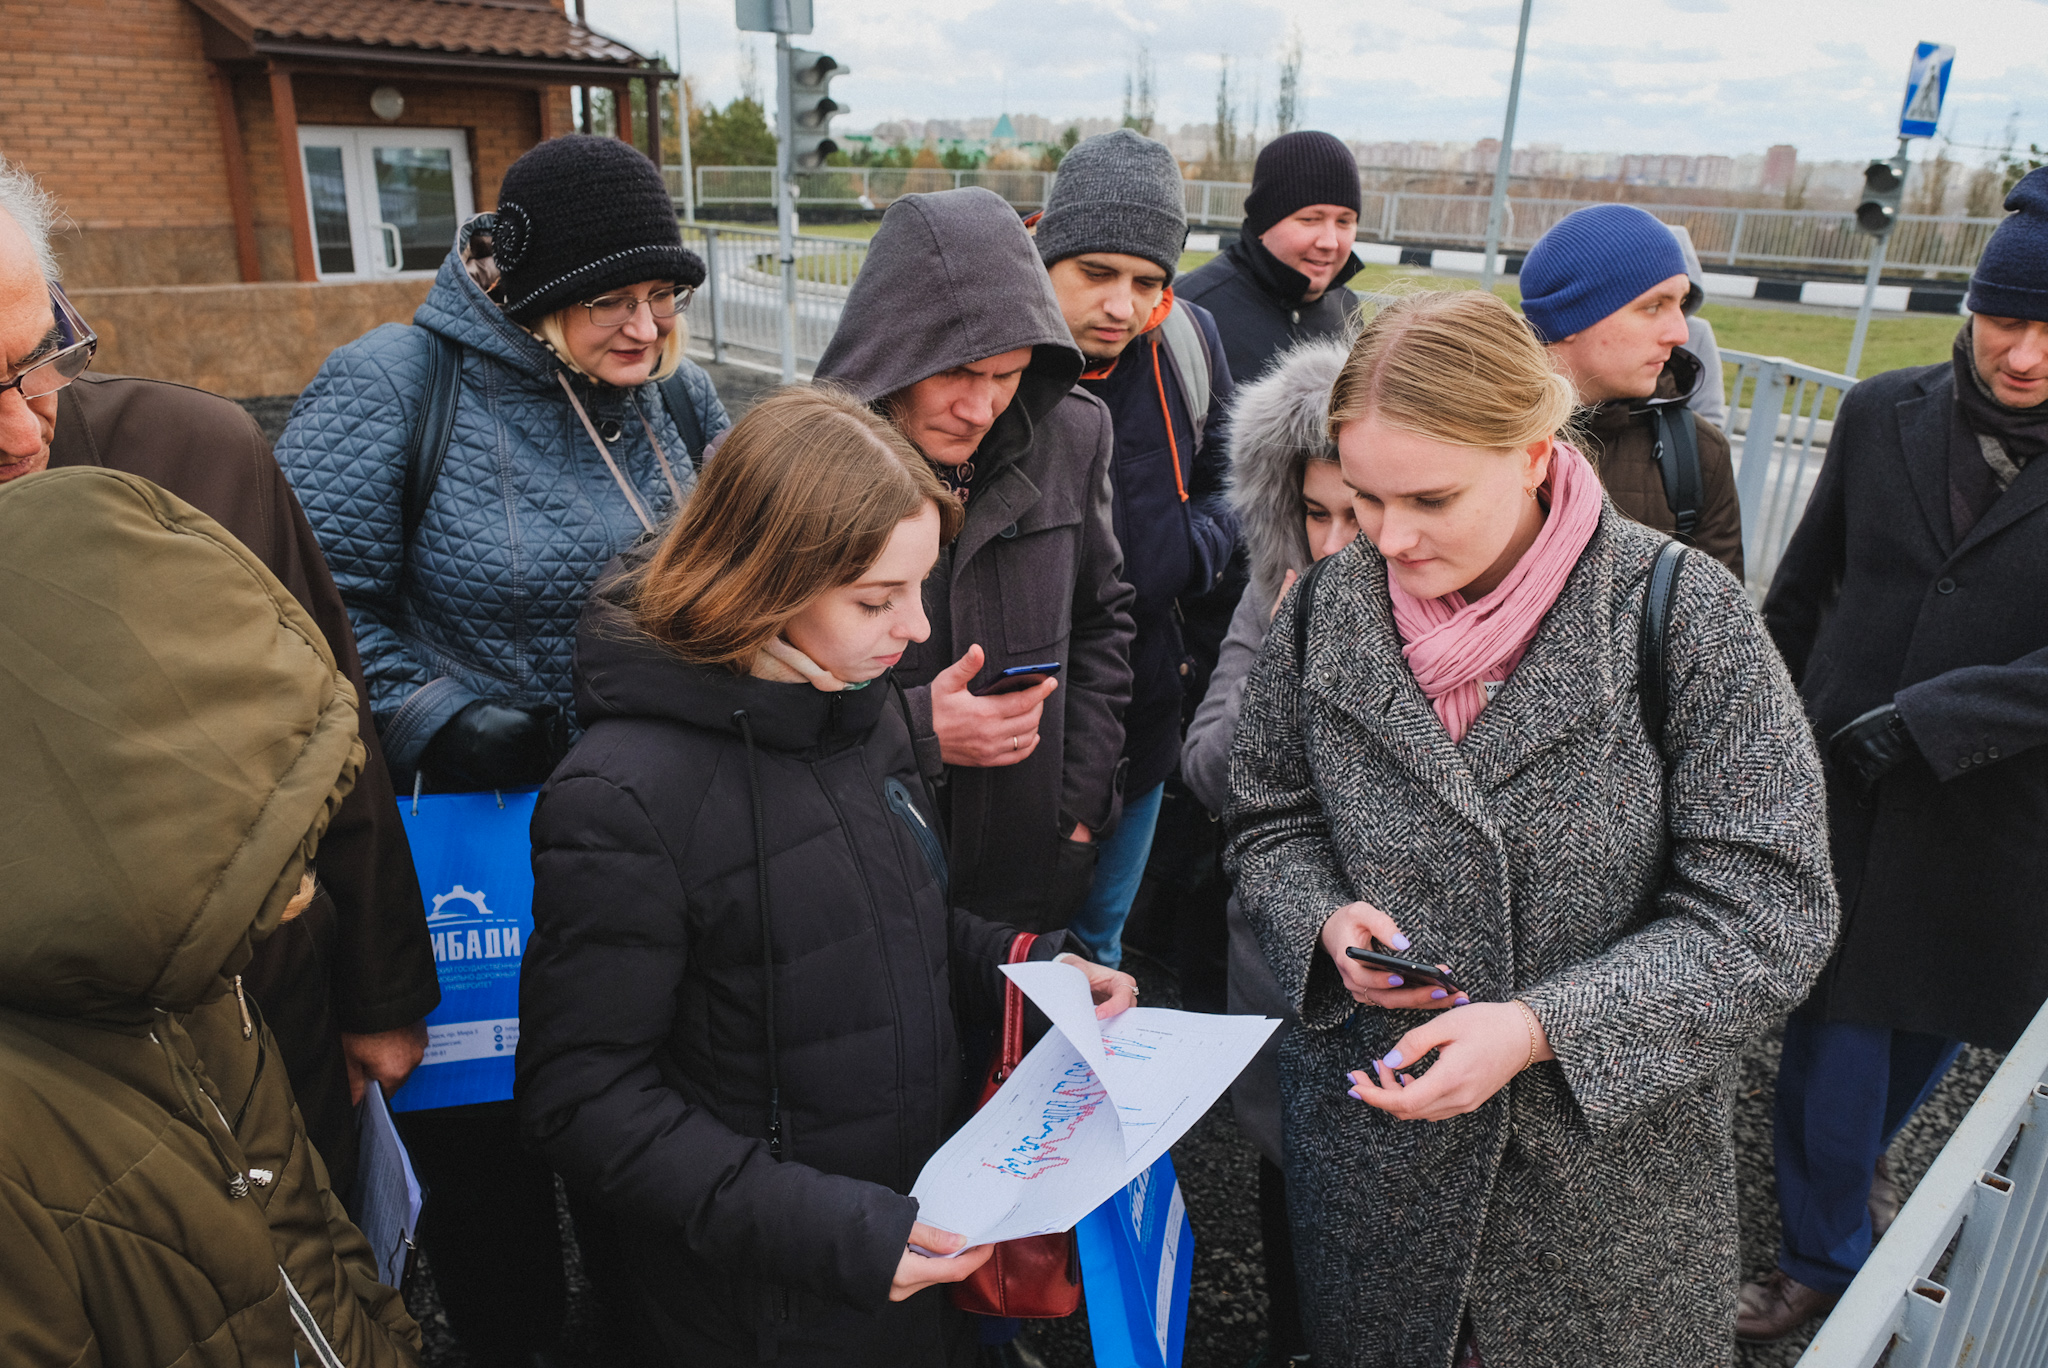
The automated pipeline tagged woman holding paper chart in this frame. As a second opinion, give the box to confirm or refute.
[1225,291,1838,1367]
[517,386,1134,1368]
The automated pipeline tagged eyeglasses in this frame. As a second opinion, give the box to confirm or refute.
[579,285,694,329]
[0,286,96,402]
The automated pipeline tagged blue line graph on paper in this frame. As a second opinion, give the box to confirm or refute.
[980,1057,1110,1180]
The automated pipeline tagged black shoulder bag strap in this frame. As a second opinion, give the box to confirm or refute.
[1292,556,1335,672]
[400,330,464,548]
[1636,540,1687,751]
[1651,405,1703,544]
[656,369,710,472]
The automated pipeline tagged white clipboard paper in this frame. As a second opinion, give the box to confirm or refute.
[910,961,1277,1247]
[352,1080,424,1290]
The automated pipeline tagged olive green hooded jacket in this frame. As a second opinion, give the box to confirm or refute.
[0,468,420,1367]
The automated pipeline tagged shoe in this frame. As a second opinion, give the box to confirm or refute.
[1735,1269,1840,1343]
[978,1340,1050,1368]
[1870,1154,1904,1243]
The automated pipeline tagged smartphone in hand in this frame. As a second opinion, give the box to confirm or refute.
[974,662,1062,696]
[1345,945,1466,997]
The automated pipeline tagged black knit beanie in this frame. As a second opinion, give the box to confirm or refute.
[1241,131,1362,239]
[491,135,704,324]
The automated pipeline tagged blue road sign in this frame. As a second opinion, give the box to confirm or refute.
[1899,42,1955,140]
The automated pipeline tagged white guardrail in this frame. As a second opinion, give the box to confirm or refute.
[1799,1002,2048,1367]
[671,166,2000,278]
[1721,348,1854,595]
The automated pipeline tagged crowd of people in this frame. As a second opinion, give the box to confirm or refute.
[0,120,2044,1368]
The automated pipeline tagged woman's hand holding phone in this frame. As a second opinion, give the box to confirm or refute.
[1318,901,1468,1011]
[891,1221,994,1300]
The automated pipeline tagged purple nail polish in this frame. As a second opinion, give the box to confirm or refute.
[1453,995,1470,1005]
[1385,975,1403,988]
[1430,988,1448,1000]
[1384,1049,1405,1068]
[1347,1087,1363,1100]
[1400,1074,1414,1086]
[1389,933,1412,951]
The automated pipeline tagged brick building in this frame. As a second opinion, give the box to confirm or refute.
[10,0,673,395]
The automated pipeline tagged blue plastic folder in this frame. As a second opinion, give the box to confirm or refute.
[390,787,539,1113]
[1077,1152,1193,1368]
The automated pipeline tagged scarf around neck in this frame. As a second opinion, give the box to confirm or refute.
[1954,322,2048,469]
[1388,442,1604,743]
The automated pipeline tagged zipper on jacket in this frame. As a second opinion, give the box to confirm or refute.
[884,777,949,891]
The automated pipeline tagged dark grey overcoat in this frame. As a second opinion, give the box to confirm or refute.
[1225,506,1838,1368]
[1764,361,2048,1051]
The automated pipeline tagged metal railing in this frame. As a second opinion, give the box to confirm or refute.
[680,222,865,371]
[680,167,2000,277]
[1722,348,1853,593]
[1798,1002,2048,1367]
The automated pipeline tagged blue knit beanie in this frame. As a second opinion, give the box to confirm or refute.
[1967,167,2048,323]
[1519,204,1689,343]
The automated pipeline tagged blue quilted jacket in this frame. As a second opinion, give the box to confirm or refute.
[277,229,729,780]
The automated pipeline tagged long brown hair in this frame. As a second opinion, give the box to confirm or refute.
[631,385,964,670]
[1328,290,1578,450]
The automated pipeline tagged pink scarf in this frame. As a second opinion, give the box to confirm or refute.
[1388,442,1603,743]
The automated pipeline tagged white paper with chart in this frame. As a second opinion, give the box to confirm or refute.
[909,961,1278,1247]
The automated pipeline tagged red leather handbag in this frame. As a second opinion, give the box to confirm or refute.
[948,933,1083,1318]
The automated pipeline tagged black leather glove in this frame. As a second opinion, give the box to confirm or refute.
[1828,703,1918,792]
[420,699,569,791]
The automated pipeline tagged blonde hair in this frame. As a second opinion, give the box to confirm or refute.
[1328,290,1578,451]
[532,303,688,382]
[631,385,965,671]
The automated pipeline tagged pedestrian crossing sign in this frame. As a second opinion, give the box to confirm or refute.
[1899,42,1955,140]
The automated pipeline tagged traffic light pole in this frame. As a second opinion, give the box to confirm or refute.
[1479,0,1534,293]
[1847,136,1911,380]
[773,23,798,381]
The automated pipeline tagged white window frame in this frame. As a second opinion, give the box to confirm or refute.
[297,126,475,281]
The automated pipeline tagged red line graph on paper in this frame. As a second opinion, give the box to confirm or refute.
[980,1058,1108,1180]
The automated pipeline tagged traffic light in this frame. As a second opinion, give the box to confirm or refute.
[1855,157,1906,238]
[786,48,849,170]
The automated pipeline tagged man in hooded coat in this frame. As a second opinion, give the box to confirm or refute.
[0,467,420,1367]
[815,187,1135,931]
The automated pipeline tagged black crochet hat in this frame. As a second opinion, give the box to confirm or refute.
[491,135,704,324]
[1241,131,1362,239]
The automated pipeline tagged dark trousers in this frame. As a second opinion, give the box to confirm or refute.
[1772,1014,1963,1293]
[1259,1157,1307,1359]
[398,1100,565,1367]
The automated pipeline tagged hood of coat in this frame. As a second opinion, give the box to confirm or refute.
[574,579,890,755]
[0,469,363,1023]
[814,187,1084,480]
[1224,230,1365,309]
[1227,336,1353,607]
[1668,224,1708,315]
[412,214,589,392]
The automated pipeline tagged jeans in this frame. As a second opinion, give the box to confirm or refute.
[1773,1013,1964,1293]
[1065,782,1166,969]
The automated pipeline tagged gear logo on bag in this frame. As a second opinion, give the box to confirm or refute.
[425,883,522,963]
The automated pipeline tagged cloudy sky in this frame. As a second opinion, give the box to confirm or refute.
[584,0,2046,163]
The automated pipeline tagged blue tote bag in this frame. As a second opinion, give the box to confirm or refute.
[389,787,540,1113]
[1077,1152,1195,1368]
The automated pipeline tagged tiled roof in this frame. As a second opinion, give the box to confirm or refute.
[199,0,658,70]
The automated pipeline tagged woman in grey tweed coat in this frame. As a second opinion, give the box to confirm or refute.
[1225,292,1839,1367]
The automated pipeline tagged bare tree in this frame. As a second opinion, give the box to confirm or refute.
[737,37,761,105]
[1275,28,1304,136]
[1911,143,1958,215]
[1204,54,1239,180]
[1122,45,1156,138]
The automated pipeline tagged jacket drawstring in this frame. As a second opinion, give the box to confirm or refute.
[152,1010,252,1200]
[1150,337,1191,504]
[731,710,784,1160]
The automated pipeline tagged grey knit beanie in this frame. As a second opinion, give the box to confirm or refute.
[1034,129,1188,280]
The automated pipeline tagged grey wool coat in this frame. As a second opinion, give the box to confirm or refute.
[1225,507,1838,1368]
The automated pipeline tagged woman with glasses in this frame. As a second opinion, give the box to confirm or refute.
[277,133,728,1368]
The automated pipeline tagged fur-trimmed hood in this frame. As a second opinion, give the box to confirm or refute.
[1225,335,1352,610]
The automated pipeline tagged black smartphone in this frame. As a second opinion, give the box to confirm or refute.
[975,662,1063,696]
[1345,945,1466,997]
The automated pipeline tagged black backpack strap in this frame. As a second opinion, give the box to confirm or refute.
[1292,556,1334,673]
[401,330,464,547]
[657,368,709,472]
[1651,405,1702,543]
[1637,540,1687,750]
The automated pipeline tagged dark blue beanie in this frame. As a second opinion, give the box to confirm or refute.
[1967,167,2048,323]
[1519,204,1689,343]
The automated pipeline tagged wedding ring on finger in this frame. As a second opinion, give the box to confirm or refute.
[1010,734,1021,751]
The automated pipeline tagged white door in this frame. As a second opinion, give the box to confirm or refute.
[298,127,475,280]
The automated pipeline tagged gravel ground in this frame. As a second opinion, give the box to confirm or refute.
[249,365,2002,1366]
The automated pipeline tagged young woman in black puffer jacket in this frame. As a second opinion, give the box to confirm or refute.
[516,386,1135,1368]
